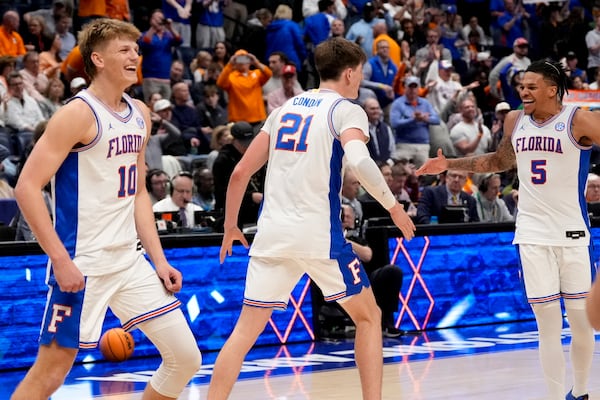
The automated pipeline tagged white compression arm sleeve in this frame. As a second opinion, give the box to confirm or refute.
[344,139,396,210]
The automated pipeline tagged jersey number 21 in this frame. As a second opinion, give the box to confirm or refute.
[275,113,313,152]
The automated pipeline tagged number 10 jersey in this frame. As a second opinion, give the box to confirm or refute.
[52,90,147,276]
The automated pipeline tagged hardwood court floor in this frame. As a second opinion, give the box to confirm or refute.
[90,349,600,400]
[3,320,600,399]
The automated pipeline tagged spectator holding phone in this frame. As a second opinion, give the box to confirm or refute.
[139,9,182,102]
[217,49,272,127]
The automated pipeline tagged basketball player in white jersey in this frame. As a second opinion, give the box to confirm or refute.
[11,19,201,400]
[418,59,600,400]
[208,37,416,400]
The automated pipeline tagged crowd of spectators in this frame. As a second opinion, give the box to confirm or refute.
[2,0,600,243]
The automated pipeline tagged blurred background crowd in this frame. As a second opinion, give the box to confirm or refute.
[2,0,600,241]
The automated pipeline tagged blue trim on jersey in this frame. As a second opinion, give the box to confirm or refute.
[54,152,79,259]
[573,108,593,234]
[83,89,135,123]
[72,95,102,152]
[79,341,99,349]
[578,145,592,232]
[514,245,529,304]
[257,194,264,221]
[327,98,345,139]
[528,106,564,128]
[511,111,525,143]
[528,294,562,304]
[121,299,181,331]
[589,245,596,282]
[567,107,592,150]
[324,291,347,302]
[243,298,288,310]
[40,280,84,349]
[329,139,345,258]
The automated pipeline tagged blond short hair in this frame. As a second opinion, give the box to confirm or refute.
[78,18,140,80]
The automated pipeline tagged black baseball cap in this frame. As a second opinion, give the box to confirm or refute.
[231,121,254,143]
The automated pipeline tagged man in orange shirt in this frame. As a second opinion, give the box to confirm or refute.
[60,45,88,83]
[0,11,26,59]
[106,0,131,21]
[59,45,89,98]
[217,49,272,126]
[77,0,105,25]
[372,21,401,68]
[75,0,130,29]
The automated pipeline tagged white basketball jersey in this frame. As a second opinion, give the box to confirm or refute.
[52,90,147,275]
[250,89,369,259]
[511,104,592,246]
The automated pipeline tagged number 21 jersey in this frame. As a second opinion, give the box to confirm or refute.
[250,89,369,259]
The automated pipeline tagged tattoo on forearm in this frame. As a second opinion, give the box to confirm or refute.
[447,136,516,172]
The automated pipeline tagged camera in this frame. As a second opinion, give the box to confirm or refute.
[159,18,166,25]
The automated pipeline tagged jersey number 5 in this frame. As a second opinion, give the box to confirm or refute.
[275,113,313,152]
[117,164,137,197]
[530,160,546,184]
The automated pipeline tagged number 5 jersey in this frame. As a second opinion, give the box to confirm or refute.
[511,104,592,246]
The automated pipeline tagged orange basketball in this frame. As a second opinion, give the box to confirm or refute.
[99,328,134,362]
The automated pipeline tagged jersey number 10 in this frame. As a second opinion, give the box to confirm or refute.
[275,113,313,152]
[117,164,137,197]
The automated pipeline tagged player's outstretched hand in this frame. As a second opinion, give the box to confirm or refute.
[157,264,183,293]
[220,226,249,264]
[389,203,416,241]
[416,148,448,176]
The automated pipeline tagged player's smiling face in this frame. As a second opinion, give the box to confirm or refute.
[517,72,545,114]
[519,71,554,116]
[96,38,139,86]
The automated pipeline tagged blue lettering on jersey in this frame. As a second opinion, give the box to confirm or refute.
[514,136,563,154]
[292,97,323,108]
[106,134,144,158]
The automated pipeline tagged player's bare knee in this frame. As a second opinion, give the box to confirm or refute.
[349,303,381,327]
[10,364,67,400]
[40,369,69,394]
[369,306,382,325]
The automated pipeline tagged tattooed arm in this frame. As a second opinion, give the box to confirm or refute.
[416,110,519,175]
